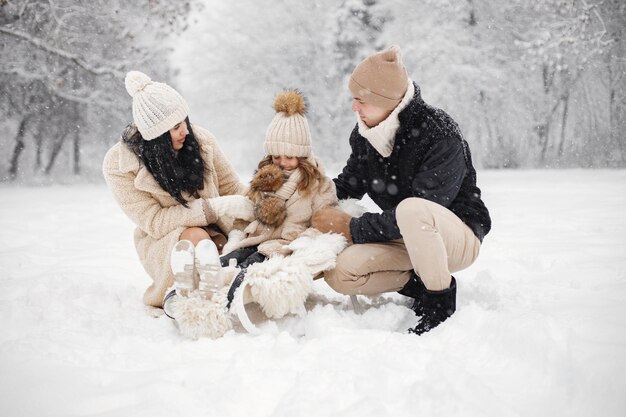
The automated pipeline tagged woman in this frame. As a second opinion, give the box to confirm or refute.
[102,71,254,317]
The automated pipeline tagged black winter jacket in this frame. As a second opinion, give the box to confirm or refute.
[334,83,491,244]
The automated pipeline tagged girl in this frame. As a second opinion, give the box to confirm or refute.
[216,89,339,306]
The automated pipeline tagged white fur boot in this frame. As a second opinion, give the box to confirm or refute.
[167,239,233,339]
[170,240,196,297]
[194,239,223,300]
[169,289,232,339]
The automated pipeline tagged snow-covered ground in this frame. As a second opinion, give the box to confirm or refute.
[1,169,625,417]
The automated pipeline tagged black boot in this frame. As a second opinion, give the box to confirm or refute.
[398,272,427,316]
[220,246,259,267]
[409,276,457,335]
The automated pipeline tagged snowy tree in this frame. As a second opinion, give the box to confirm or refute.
[171,0,385,173]
[380,0,519,167]
[332,0,389,76]
[0,0,198,182]
[172,1,322,172]
[315,0,391,168]
[3,0,624,181]
[506,0,615,165]
[382,0,624,168]
[600,0,626,165]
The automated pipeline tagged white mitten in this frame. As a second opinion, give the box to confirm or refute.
[207,195,254,222]
[338,198,367,217]
[221,229,246,256]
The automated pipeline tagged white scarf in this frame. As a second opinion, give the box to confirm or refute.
[356,81,415,157]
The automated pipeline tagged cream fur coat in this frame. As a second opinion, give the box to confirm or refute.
[226,158,338,257]
[102,126,246,307]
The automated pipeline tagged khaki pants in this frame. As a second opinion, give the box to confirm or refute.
[324,198,481,293]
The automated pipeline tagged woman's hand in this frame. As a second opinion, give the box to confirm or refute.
[207,195,255,222]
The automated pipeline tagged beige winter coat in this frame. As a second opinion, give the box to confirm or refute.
[228,158,338,257]
[102,126,246,307]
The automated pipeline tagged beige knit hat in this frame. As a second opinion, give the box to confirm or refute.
[348,45,409,111]
[264,90,311,157]
[124,71,190,140]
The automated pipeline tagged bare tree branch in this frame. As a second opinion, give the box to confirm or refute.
[0,69,119,106]
[0,26,124,77]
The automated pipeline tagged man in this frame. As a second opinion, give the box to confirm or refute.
[312,46,491,335]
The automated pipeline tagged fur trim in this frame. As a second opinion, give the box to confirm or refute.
[241,230,348,321]
[170,290,232,339]
[255,195,287,227]
[273,89,306,116]
[245,256,312,319]
[250,164,284,193]
[286,229,348,273]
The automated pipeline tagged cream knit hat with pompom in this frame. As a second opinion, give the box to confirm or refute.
[125,71,190,140]
[264,90,312,157]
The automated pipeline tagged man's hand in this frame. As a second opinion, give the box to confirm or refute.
[311,207,353,243]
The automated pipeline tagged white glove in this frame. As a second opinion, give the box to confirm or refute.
[207,195,254,222]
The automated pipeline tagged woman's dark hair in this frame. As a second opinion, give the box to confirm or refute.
[125,118,205,206]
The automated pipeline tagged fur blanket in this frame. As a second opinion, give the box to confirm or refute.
[232,229,348,333]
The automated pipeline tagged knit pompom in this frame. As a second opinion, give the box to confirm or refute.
[382,45,402,62]
[125,71,152,98]
[273,89,306,116]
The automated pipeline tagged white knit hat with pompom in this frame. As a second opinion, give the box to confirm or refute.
[124,71,190,140]
[264,89,311,157]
